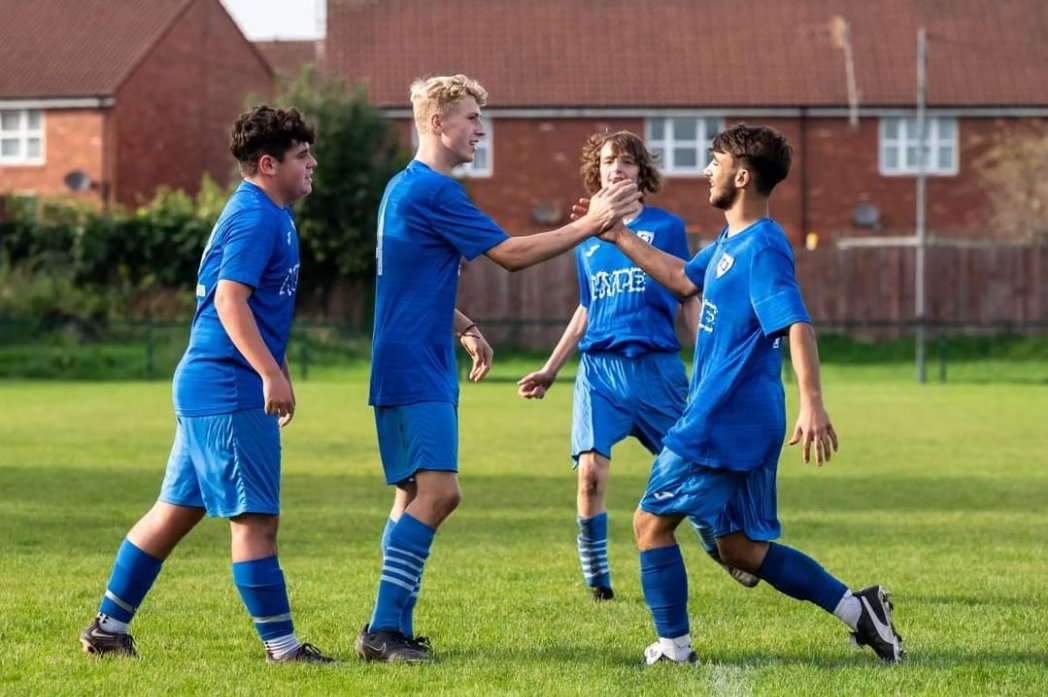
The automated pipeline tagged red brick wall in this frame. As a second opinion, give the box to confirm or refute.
[392,113,1047,337]
[111,0,273,207]
[396,115,1043,245]
[0,109,106,203]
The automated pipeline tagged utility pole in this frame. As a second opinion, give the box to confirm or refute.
[915,27,929,384]
[830,16,860,129]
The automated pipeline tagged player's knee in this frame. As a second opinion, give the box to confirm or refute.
[716,537,762,573]
[632,510,662,549]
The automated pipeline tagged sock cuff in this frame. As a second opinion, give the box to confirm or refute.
[232,555,283,586]
[390,513,436,552]
[118,539,163,573]
[756,542,786,579]
[640,544,683,569]
[578,511,608,537]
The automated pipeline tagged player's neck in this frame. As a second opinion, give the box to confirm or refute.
[723,194,769,236]
[244,175,290,208]
[415,143,460,176]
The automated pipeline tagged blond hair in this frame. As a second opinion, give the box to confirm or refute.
[410,74,489,135]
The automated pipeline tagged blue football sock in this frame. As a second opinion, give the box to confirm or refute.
[382,516,420,637]
[578,512,611,589]
[99,539,163,624]
[757,542,848,613]
[687,517,718,554]
[370,514,435,634]
[380,517,395,555]
[640,545,690,639]
[232,556,295,642]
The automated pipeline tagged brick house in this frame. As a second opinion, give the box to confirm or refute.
[0,0,273,208]
[321,0,1048,333]
[255,40,321,81]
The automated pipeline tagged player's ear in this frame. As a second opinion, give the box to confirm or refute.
[735,167,750,189]
[430,111,443,135]
[258,153,278,176]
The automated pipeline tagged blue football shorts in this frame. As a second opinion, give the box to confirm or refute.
[639,448,782,542]
[158,408,281,518]
[374,401,458,486]
[571,351,687,464]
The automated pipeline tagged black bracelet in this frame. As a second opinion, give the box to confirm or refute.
[458,322,478,337]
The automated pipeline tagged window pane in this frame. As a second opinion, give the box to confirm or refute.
[0,111,19,131]
[27,110,42,130]
[1,139,20,157]
[937,146,954,171]
[648,118,665,141]
[882,118,899,140]
[703,118,722,142]
[906,145,921,168]
[936,117,956,140]
[27,138,41,159]
[673,147,697,169]
[884,148,899,170]
[472,147,487,171]
[671,118,697,141]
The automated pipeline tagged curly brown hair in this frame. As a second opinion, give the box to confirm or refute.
[230,105,315,175]
[711,124,792,196]
[579,131,662,195]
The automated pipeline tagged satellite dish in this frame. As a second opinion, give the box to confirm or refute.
[64,171,94,192]
[852,204,881,229]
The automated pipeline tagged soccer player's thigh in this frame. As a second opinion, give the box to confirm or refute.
[374,402,458,486]
[181,409,282,518]
[639,450,748,528]
[715,463,782,542]
[572,355,633,462]
[631,353,689,453]
[158,421,206,509]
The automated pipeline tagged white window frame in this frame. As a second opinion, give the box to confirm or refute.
[879,116,958,176]
[410,118,493,178]
[0,109,45,165]
[645,116,723,176]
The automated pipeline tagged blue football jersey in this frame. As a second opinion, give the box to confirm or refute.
[369,160,509,407]
[173,181,301,416]
[577,206,690,356]
[663,218,811,471]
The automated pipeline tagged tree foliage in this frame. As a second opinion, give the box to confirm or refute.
[976,124,1048,242]
[268,66,410,312]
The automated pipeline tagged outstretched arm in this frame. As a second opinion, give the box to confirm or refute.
[454,309,493,382]
[601,223,700,298]
[517,305,588,399]
[786,322,839,465]
[485,180,641,271]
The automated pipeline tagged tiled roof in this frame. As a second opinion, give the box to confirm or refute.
[255,40,321,78]
[0,0,194,98]
[325,0,1048,109]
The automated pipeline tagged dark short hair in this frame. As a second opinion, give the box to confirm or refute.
[711,124,792,195]
[229,105,315,175]
[580,131,662,195]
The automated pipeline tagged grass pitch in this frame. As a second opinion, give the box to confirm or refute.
[1,366,1047,695]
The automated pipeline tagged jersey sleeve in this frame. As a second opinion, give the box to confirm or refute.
[750,247,811,337]
[218,209,278,289]
[683,242,717,291]
[429,180,510,260]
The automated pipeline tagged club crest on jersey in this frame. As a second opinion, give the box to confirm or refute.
[716,252,735,278]
[636,230,655,244]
